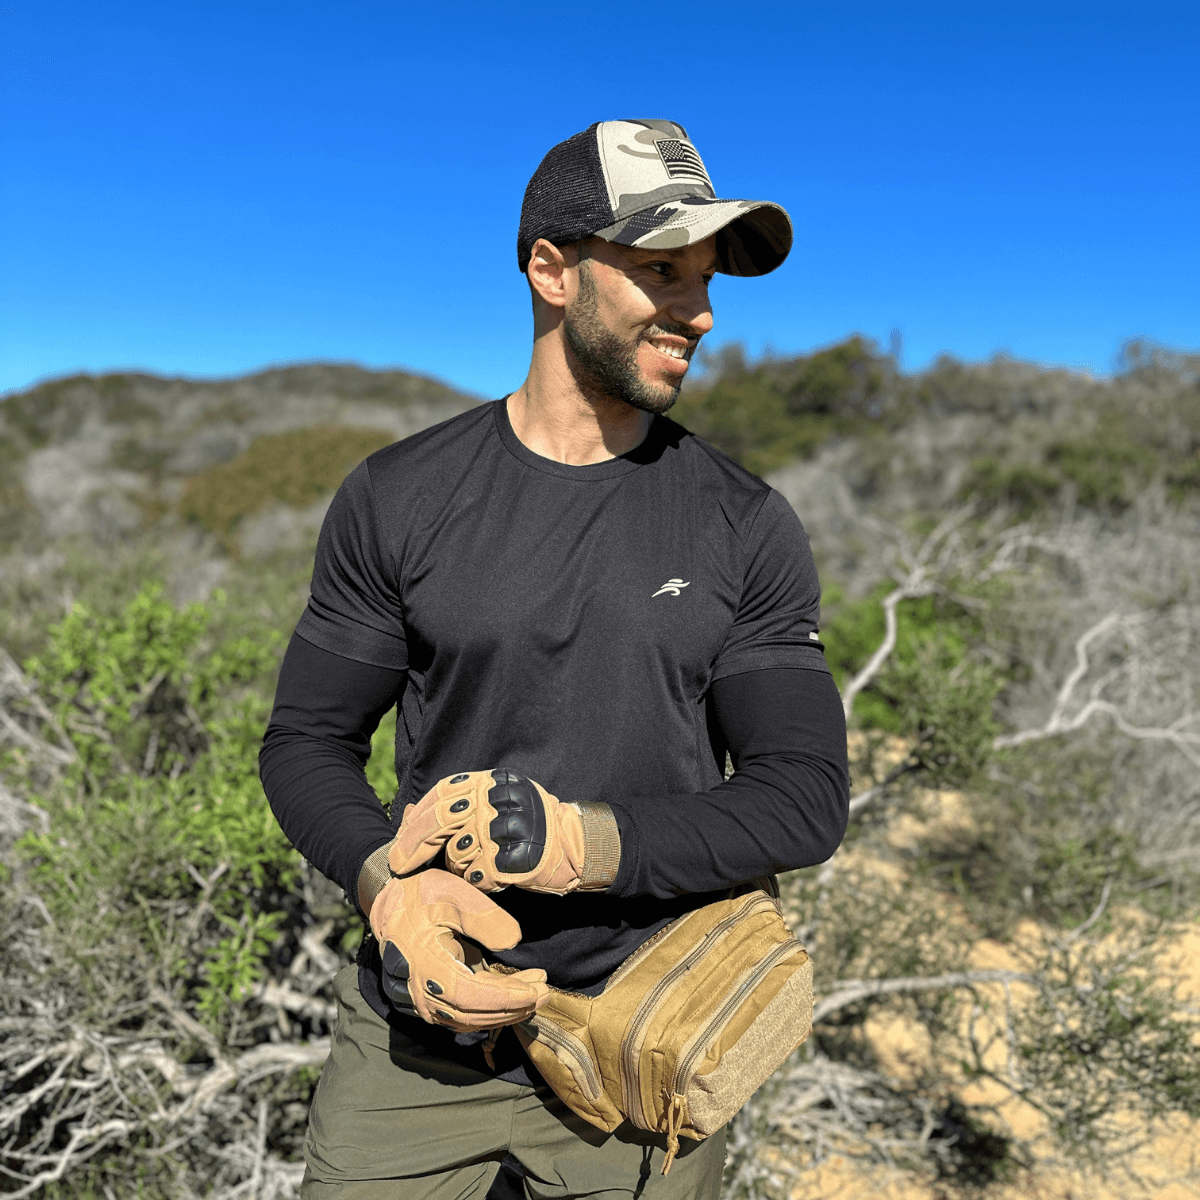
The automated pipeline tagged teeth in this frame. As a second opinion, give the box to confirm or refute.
[651,342,686,360]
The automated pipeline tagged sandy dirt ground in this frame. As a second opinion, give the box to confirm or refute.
[786,751,1200,1200]
[784,922,1200,1199]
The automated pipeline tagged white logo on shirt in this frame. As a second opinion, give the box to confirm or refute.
[652,578,690,598]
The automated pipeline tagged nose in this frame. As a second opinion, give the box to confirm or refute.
[669,274,715,337]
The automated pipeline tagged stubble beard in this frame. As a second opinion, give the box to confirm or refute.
[562,261,686,416]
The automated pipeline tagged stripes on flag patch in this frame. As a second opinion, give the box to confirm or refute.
[656,139,713,189]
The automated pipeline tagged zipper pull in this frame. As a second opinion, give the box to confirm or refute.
[661,1092,687,1175]
[482,1027,501,1071]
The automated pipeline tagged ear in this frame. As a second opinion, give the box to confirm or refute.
[526,238,573,309]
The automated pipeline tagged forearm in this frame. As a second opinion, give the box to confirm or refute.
[259,725,395,911]
[259,633,406,914]
[606,669,849,900]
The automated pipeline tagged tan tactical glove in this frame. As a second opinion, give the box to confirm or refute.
[368,868,549,1031]
[389,769,621,895]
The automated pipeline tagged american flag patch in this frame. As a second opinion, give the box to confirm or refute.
[656,139,713,189]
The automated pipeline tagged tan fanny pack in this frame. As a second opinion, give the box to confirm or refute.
[498,885,813,1174]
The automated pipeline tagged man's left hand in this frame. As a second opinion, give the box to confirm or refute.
[389,768,621,895]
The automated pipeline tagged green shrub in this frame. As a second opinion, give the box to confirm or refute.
[672,374,830,476]
[672,336,893,476]
[14,584,299,1031]
[367,705,398,806]
[673,339,1200,528]
[0,581,406,1195]
[1166,452,1200,499]
[180,425,394,540]
[922,741,1174,937]
[1045,413,1158,509]
[775,335,887,419]
[819,583,996,759]
[958,457,1063,516]
[882,635,1001,787]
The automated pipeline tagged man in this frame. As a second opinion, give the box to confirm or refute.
[260,118,849,1199]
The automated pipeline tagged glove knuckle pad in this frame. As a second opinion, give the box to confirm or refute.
[487,769,547,874]
[381,943,411,980]
[381,974,415,1013]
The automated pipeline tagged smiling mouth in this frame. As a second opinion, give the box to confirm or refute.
[646,338,693,362]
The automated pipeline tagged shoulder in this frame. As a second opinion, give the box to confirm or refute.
[363,400,496,480]
[349,400,498,514]
[656,416,780,538]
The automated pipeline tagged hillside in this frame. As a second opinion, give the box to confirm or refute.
[0,363,476,553]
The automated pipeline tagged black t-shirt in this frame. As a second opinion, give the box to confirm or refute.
[269,398,844,1035]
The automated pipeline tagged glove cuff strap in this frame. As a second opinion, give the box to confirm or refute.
[576,801,621,890]
[357,843,394,916]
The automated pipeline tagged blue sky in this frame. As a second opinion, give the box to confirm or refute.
[3,1,1198,398]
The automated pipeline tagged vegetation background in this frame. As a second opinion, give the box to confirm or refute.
[1,340,1198,1198]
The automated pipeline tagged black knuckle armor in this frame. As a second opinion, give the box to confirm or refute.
[488,768,548,874]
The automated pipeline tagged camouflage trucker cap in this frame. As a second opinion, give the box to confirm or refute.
[517,119,793,277]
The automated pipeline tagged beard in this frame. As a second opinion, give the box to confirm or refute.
[562,261,688,416]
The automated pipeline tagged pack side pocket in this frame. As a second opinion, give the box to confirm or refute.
[516,1014,623,1134]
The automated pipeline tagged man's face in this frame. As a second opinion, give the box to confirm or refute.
[561,236,718,415]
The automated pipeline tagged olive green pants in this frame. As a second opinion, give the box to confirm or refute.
[302,967,726,1199]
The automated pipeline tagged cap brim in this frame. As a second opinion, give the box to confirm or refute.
[592,197,792,277]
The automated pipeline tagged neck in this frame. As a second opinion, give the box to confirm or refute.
[508,330,652,466]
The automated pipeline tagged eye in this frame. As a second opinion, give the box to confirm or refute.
[646,261,673,277]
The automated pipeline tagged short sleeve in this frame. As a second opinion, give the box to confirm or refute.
[295,462,409,671]
[710,488,830,682]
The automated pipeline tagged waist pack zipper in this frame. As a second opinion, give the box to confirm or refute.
[671,936,804,1096]
[658,938,804,1177]
[620,893,771,1128]
[529,1017,602,1101]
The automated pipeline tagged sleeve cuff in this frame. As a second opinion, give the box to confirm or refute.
[710,645,831,683]
[297,602,409,672]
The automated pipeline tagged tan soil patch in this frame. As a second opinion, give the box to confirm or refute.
[782,742,1200,1198]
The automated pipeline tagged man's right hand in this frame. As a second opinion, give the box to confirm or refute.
[368,869,549,1032]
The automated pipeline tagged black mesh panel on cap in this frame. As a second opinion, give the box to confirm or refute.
[516,125,613,273]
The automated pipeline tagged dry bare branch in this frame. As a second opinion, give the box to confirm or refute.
[814,970,1033,1024]
[847,757,921,816]
[842,584,926,720]
[0,647,76,764]
[994,610,1200,765]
